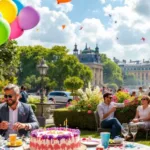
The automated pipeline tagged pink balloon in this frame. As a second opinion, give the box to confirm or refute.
[9,17,24,40]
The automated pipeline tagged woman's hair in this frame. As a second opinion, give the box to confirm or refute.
[141,95,150,104]
[3,84,20,94]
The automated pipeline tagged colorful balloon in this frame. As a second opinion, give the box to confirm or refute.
[18,6,40,30]
[0,0,18,23]
[0,17,10,45]
[13,0,24,14]
[9,17,24,40]
[57,0,71,4]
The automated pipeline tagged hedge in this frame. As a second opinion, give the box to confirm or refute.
[54,105,137,130]
[53,108,96,130]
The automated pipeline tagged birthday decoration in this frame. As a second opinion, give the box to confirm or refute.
[62,25,66,30]
[0,17,10,45]
[57,0,71,4]
[18,6,40,30]
[0,0,40,45]
[0,0,17,23]
[141,37,145,42]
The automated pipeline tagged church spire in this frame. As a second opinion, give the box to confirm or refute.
[95,44,99,53]
[73,43,78,55]
[84,43,88,50]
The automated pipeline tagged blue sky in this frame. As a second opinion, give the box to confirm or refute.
[19,0,150,61]
[42,0,124,25]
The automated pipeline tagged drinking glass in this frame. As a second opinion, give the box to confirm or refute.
[122,123,129,150]
[122,123,129,138]
[130,125,138,142]
[100,132,110,149]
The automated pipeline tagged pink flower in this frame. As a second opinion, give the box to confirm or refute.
[124,99,129,104]
[87,110,92,114]
[112,95,118,102]
[123,89,129,93]
[66,103,71,107]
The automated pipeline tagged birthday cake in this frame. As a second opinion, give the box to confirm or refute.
[30,127,81,150]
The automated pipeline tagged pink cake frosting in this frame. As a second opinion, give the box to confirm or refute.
[30,127,81,150]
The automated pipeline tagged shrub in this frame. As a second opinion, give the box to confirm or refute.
[67,84,103,112]
[30,104,37,112]
[107,83,118,91]
[53,108,96,130]
[28,96,47,104]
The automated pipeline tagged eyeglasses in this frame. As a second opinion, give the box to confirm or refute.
[108,96,112,99]
[141,98,147,101]
[4,95,13,99]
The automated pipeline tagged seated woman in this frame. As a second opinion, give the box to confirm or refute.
[130,95,150,129]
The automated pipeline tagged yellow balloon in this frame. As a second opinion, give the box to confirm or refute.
[0,0,18,23]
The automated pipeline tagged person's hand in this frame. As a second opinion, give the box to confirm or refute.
[110,107,116,113]
[12,122,26,131]
[132,118,139,123]
[0,121,9,130]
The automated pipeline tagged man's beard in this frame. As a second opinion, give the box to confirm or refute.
[6,99,16,107]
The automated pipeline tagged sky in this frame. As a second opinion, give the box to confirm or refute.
[18,0,150,61]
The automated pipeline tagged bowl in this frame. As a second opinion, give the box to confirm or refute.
[114,138,124,144]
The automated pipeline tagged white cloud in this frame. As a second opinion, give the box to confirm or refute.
[21,0,42,7]
[54,3,73,13]
[99,0,106,4]
[17,0,150,61]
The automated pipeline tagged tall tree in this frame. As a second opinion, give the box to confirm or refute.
[0,40,20,83]
[100,54,123,86]
[18,45,92,90]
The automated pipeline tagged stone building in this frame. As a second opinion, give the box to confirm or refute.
[73,43,103,87]
[114,57,150,86]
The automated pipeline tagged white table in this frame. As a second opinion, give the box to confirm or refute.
[0,141,149,150]
[87,142,150,150]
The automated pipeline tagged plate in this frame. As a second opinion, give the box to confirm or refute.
[7,141,23,147]
[81,138,100,147]
[109,143,123,146]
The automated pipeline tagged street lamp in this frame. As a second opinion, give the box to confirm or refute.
[37,58,48,127]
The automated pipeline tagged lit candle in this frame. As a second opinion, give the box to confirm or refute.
[66,118,68,129]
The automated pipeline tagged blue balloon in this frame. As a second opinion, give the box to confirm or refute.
[0,13,2,18]
[13,0,24,14]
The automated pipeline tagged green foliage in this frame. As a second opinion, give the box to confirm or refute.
[100,54,123,86]
[68,84,103,112]
[18,45,92,90]
[53,109,96,130]
[24,75,57,91]
[115,91,131,103]
[115,105,137,123]
[64,76,84,94]
[28,96,47,104]
[30,104,37,112]
[124,73,138,86]
[107,83,118,91]
[0,40,20,82]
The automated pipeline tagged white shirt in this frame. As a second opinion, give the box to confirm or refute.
[97,102,124,121]
[137,105,150,120]
[5,102,20,138]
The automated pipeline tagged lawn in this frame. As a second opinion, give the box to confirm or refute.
[80,130,150,146]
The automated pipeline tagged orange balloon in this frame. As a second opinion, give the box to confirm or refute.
[62,25,66,29]
[57,0,71,4]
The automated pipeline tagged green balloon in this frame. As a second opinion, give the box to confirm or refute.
[0,17,10,46]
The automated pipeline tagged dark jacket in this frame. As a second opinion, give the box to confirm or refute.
[0,102,39,137]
